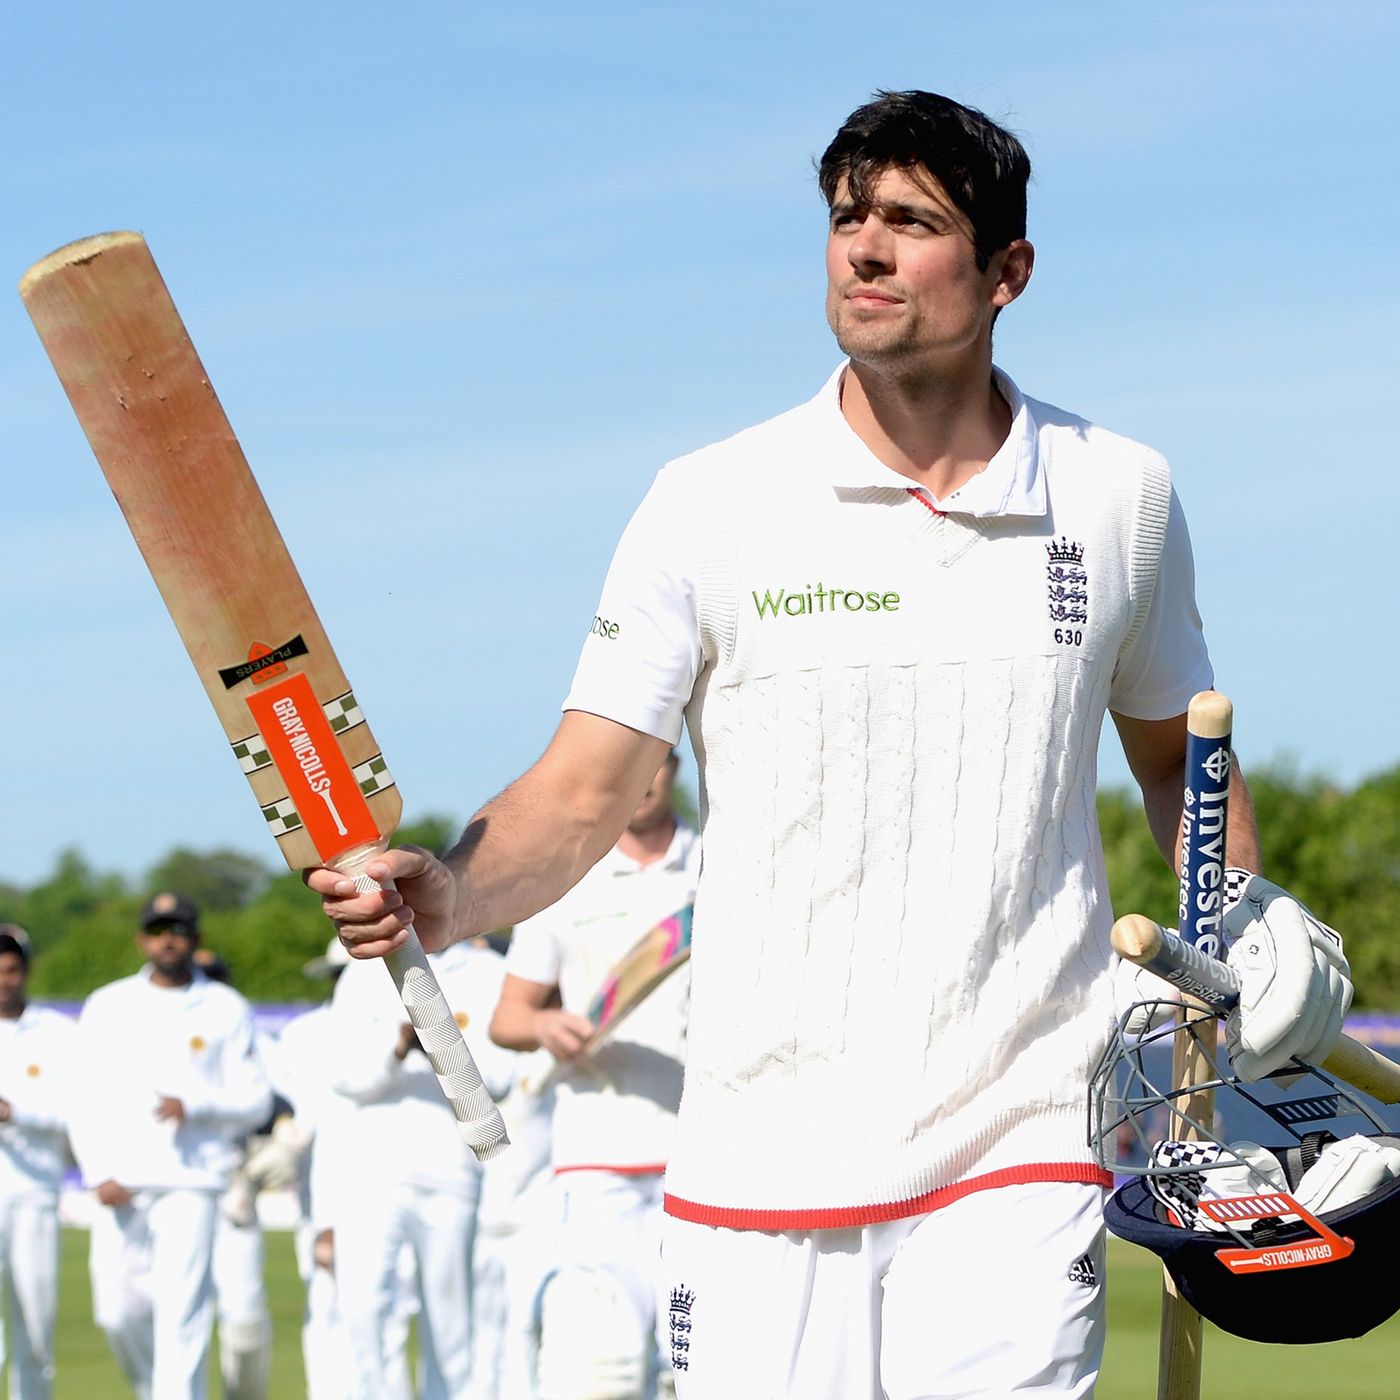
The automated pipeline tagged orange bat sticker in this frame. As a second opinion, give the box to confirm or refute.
[245,673,382,860]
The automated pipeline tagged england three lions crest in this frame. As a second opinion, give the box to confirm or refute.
[1046,536,1088,633]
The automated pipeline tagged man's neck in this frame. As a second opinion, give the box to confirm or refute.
[840,353,1010,500]
[149,968,194,989]
[0,1001,25,1021]
[616,816,678,868]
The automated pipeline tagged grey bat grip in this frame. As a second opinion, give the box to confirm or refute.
[1116,914,1241,1010]
[351,873,511,1161]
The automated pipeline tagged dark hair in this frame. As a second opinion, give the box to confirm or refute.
[818,91,1030,271]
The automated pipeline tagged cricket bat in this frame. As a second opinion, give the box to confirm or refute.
[20,231,508,1160]
[520,904,692,1094]
[1158,689,1233,1400]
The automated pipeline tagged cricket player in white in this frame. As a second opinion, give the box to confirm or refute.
[266,938,357,1400]
[491,754,696,1400]
[471,1061,555,1400]
[326,935,515,1399]
[0,924,75,1400]
[313,91,1355,1398]
[194,949,273,1400]
[69,893,272,1400]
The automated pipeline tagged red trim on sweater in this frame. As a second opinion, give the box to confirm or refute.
[555,1163,667,1178]
[663,1162,1113,1231]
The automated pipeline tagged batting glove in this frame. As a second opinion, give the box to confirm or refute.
[1224,871,1352,1081]
[1111,954,1182,1037]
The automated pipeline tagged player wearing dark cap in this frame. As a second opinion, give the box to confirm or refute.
[67,894,272,1399]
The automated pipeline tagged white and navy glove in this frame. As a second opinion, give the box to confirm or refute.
[1223,872,1352,1081]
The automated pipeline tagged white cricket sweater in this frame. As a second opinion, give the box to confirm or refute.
[580,370,1207,1229]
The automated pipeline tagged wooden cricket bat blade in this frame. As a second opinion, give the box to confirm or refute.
[20,231,509,1160]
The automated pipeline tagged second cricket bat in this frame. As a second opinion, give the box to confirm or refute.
[20,231,508,1160]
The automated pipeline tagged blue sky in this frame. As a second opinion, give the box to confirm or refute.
[3,3,1397,887]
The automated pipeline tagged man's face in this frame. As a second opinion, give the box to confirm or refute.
[825,165,1027,374]
[628,758,678,835]
[0,953,27,1012]
[139,923,198,979]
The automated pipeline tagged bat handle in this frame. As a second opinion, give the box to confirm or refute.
[1112,913,1240,1010]
[336,853,511,1162]
[1112,914,1400,1105]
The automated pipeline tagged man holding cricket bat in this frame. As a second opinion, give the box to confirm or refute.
[314,91,1355,1398]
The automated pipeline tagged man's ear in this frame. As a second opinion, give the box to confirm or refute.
[991,239,1035,308]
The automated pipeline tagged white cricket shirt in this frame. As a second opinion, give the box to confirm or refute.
[564,366,1207,742]
[560,366,1213,1229]
[68,968,273,1192]
[0,1004,77,1198]
[507,823,697,1173]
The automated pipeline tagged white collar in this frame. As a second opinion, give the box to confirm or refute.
[807,362,1046,518]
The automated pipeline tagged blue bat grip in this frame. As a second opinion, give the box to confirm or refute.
[1178,707,1233,959]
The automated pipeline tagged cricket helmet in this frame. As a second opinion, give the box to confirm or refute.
[1090,997,1400,1343]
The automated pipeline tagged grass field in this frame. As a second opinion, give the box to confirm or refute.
[40,1230,1400,1397]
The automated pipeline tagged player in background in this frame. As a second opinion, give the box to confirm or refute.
[189,949,273,1400]
[325,929,515,1399]
[471,1014,555,1400]
[68,893,272,1400]
[267,939,418,1400]
[266,937,357,1400]
[313,91,1354,1397]
[0,924,77,1400]
[490,753,696,1400]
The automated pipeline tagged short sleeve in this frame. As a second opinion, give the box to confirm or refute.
[504,912,565,989]
[561,468,703,745]
[1109,488,1215,720]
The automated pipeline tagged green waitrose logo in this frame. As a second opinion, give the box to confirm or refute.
[752,585,901,618]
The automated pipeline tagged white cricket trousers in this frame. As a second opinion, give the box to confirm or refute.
[532,1171,671,1400]
[0,1193,58,1399]
[293,1223,353,1400]
[212,1211,270,1400]
[661,1180,1107,1400]
[334,1180,480,1400]
[89,1188,219,1400]
[293,1222,413,1400]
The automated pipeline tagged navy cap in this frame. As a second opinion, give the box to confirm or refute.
[1105,1141,1400,1344]
[139,892,200,931]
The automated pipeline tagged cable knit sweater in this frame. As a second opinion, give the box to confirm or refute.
[653,378,1184,1228]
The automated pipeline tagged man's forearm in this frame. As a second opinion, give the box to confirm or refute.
[489,996,544,1052]
[1142,755,1261,876]
[442,711,672,941]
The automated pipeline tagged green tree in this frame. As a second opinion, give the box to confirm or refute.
[8,849,133,958]
[143,847,272,913]
[1098,788,1177,927]
[205,870,336,1003]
